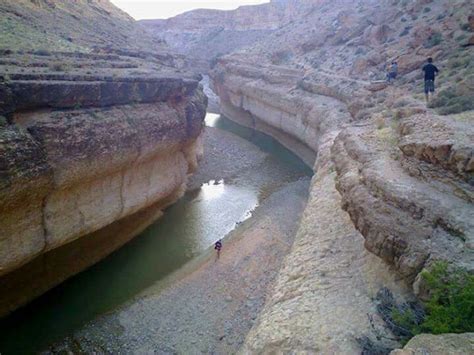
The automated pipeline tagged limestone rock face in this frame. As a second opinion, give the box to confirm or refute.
[0,49,207,314]
[390,333,474,355]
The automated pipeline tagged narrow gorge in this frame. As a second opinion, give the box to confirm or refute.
[1,0,473,354]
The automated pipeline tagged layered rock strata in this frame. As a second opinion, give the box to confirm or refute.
[209,0,474,345]
[0,51,206,315]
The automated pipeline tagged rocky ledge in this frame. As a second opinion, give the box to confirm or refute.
[210,53,472,352]
[0,50,207,316]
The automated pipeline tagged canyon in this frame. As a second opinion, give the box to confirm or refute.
[0,0,473,353]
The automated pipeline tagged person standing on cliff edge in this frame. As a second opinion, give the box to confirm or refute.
[422,57,439,103]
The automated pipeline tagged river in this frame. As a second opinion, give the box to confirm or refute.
[0,113,311,354]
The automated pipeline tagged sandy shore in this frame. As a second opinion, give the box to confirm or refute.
[46,126,310,354]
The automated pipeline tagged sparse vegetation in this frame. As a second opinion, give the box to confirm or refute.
[0,115,8,127]
[48,61,68,72]
[424,32,443,48]
[429,87,474,115]
[375,262,474,345]
[33,49,51,56]
[270,50,293,65]
[460,23,471,31]
[456,34,468,43]
[400,26,411,37]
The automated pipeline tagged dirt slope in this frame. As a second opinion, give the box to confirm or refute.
[0,0,164,52]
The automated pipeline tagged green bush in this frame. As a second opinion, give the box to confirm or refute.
[378,262,474,345]
[423,7,431,13]
[420,262,474,334]
[424,32,443,48]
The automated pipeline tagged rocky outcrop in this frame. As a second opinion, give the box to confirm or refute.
[0,49,206,316]
[332,116,473,282]
[391,333,474,354]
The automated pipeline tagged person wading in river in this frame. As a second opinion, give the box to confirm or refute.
[422,57,439,103]
[214,239,222,260]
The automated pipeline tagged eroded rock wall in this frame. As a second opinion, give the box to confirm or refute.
[0,51,206,315]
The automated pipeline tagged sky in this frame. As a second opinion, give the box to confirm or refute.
[110,0,270,20]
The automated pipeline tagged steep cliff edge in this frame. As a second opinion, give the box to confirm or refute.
[209,0,473,351]
[0,0,207,316]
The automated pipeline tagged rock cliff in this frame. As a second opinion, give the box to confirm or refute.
[0,0,206,316]
[139,0,319,71]
[208,0,473,351]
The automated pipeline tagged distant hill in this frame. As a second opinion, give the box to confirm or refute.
[0,0,165,52]
[139,0,318,71]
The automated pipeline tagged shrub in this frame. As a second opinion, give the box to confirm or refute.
[423,7,431,13]
[0,115,8,127]
[430,87,474,115]
[379,262,474,344]
[424,32,443,48]
[48,61,66,71]
[456,34,468,42]
[460,23,470,31]
[33,49,51,56]
[420,262,474,334]
[270,50,293,65]
[400,27,411,37]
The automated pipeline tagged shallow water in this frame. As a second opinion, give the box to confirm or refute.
[0,114,311,354]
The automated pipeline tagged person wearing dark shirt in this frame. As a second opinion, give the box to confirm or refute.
[214,239,222,260]
[422,57,439,103]
[386,61,398,83]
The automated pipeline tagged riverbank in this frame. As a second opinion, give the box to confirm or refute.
[23,121,310,353]
[48,178,308,354]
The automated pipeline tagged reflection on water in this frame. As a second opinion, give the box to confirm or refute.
[0,113,310,355]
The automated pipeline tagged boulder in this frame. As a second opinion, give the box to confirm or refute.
[390,333,474,355]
